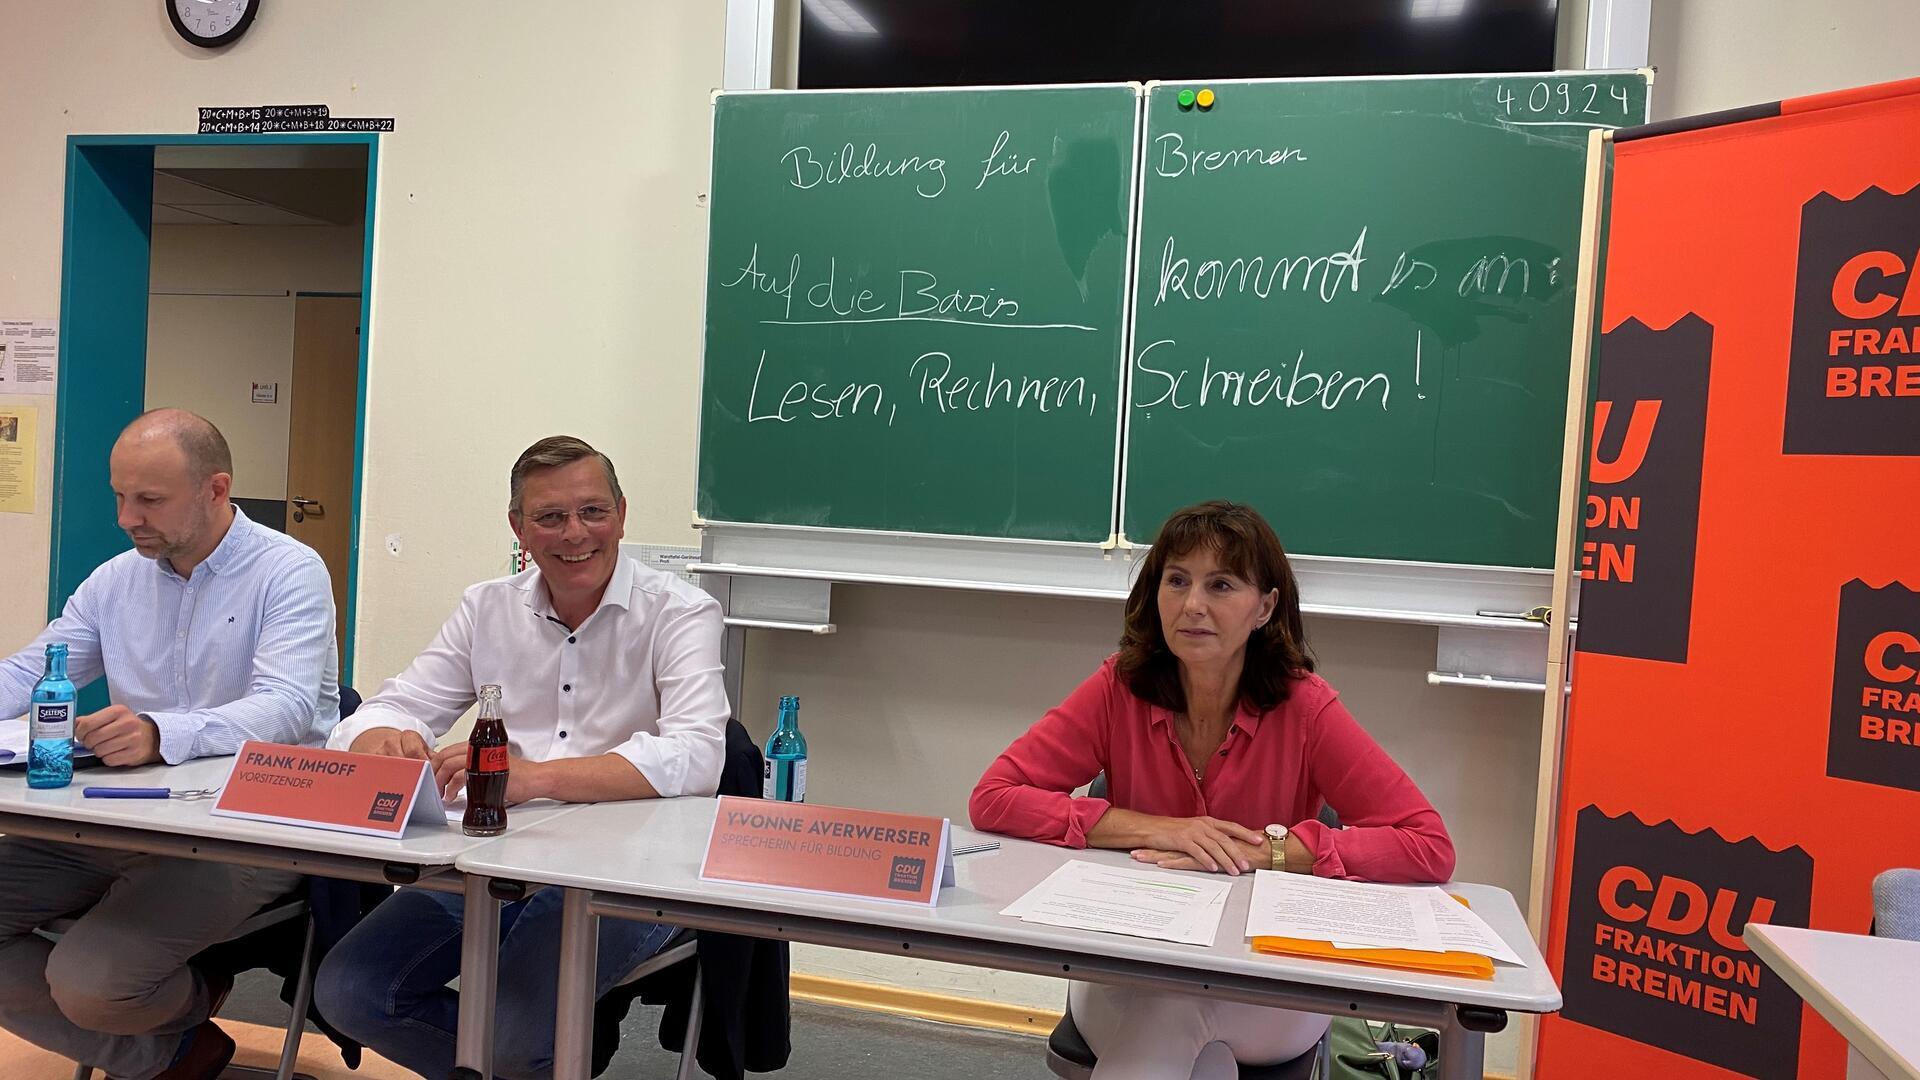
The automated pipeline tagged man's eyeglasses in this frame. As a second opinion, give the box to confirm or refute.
[519,504,616,532]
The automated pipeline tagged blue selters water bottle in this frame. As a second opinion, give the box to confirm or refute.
[29,642,76,789]
[763,694,808,803]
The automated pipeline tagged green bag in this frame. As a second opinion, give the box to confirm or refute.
[1323,1018,1440,1080]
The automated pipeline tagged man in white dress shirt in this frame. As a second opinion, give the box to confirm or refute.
[312,435,729,1080]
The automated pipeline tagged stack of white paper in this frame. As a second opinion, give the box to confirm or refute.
[1001,860,1234,946]
[1246,872,1525,965]
[0,718,100,764]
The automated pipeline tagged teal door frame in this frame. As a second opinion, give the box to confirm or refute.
[52,133,379,686]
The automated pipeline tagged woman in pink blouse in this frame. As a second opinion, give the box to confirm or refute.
[970,500,1455,1080]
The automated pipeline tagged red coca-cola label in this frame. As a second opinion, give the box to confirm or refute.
[474,746,509,774]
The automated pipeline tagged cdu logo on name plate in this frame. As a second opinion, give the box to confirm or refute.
[887,856,927,893]
[367,791,406,824]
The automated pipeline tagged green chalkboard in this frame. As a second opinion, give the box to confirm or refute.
[697,86,1138,542]
[1124,73,1648,567]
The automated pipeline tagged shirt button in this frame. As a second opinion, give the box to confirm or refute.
[562,684,572,693]
[568,636,577,644]
[559,731,569,739]
[1219,749,1227,756]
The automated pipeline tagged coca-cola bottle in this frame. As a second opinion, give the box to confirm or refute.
[463,684,509,836]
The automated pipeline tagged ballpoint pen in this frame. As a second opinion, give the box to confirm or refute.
[82,787,220,800]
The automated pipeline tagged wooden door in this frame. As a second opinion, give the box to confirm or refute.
[285,295,360,662]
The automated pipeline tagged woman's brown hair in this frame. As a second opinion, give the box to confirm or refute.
[1115,500,1314,713]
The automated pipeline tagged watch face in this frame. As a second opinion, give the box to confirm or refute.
[1265,824,1287,839]
[169,0,256,47]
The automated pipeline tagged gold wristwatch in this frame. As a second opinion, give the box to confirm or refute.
[1264,824,1290,872]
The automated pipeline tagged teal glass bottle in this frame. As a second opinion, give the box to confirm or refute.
[29,643,76,789]
[762,694,808,803]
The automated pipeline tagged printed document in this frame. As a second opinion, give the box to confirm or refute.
[1246,872,1444,951]
[1002,860,1233,946]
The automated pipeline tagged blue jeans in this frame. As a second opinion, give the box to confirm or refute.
[314,886,671,1080]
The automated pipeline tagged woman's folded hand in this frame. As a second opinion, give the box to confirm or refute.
[1135,816,1266,875]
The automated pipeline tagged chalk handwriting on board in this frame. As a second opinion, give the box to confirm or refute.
[720,243,1097,331]
[1457,254,1532,297]
[898,271,1021,321]
[744,348,1102,429]
[1152,133,1307,179]
[1155,231,1369,305]
[748,351,889,425]
[911,351,1095,416]
[781,143,949,198]
[975,130,1037,190]
[720,243,800,317]
[1381,251,1440,295]
[1494,79,1635,130]
[1132,337,1403,413]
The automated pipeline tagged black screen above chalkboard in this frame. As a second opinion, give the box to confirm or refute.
[798,0,1559,89]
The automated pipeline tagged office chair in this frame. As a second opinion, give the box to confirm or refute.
[604,928,705,1080]
[1045,1006,1330,1080]
[50,897,318,1080]
[1872,868,1920,941]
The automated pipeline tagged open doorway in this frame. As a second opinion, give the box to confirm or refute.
[144,147,366,664]
[52,135,376,692]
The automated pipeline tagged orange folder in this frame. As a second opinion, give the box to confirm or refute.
[1249,936,1495,979]
[1249,893,1496,979]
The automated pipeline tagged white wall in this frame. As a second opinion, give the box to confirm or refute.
[143,225,365,502]
[0,2,727,663]
[1648,0,1920,121]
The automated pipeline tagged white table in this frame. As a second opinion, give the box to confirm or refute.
[0,757,582,886]
[0,756,590,1080]
[456,797,1562,1080]
[1746,924,1920,1080]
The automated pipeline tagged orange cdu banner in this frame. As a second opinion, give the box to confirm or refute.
[212,740,446,839]
[1539,77,1920,1080]
[701,795,953,906]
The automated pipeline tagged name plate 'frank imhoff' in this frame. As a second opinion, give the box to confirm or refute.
[213,740,446,839]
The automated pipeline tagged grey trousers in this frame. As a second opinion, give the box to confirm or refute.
[0,835,302,1080]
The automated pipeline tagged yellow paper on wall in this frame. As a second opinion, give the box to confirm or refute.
[0,405,36,514]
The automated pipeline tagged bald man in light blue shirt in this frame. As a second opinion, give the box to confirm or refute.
[0,409,338,1080]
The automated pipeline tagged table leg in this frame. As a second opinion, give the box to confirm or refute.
[1437,1017,1486,1080]
[452,874,500,1080]
[553,888,599,1080]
